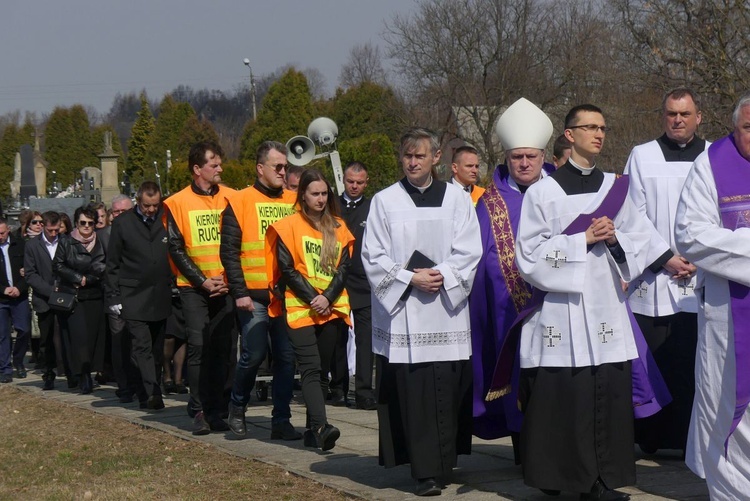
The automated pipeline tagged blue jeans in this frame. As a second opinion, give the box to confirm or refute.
[230,301,295,425]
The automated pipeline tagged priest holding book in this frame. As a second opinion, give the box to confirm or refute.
[362,128,482,497]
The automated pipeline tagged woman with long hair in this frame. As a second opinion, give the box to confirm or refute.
[53,206,106,393]
[59,213,72,235]
[265,169,354,451]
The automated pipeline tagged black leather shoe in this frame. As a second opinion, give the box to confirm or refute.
[415,478,441,496]
[14,366,27,379]
[580,480,630,501]
[206,415,230,432]
[227,403,247,437]
[193,411,210,436]
[313,424,340,451]
[66,376,79,389]
[271,421,302,441]
[0,374,12,384]
[162,380,177,394]
[540,488,561,496]
[356,397,377,410]
[118,392,134,404]
[79,374,93,395]
[329,394,347,407]
[175,382,188,394]
[42,378,55,390]
[147,395,165,411]
[303,429,317,447]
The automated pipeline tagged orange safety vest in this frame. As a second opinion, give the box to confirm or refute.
[265,212,354,329]
[163,184,235,288]
[228,185,297,291]
[471,185,486,206]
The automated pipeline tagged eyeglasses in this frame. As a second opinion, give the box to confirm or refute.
[30,219,43,225]
[264,163,288,172]
[78,220,95,227]
[567,124,610,133]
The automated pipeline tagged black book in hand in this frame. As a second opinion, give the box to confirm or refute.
[400,250,437,301]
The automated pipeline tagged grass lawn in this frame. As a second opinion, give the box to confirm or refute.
[0,386,351,500]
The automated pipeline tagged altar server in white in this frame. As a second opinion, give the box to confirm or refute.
[674,93,750,500]
[515,104,652,501]
[624,88,709,455]
[362,128,481,497]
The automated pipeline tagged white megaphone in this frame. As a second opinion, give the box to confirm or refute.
[307,117,338,146]
[286,135,316,166]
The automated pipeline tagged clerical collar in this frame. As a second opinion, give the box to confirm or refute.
[657,133,706,163]
[342,193,363,206]
[406,175,433,193]
[568,157,596,176]
[191,181,219,196]
[254,180,284,198]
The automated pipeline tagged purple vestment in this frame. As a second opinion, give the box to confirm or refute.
[707,134,750,452]
[470,163,554,439]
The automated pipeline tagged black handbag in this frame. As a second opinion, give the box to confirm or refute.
[48,286,77,312]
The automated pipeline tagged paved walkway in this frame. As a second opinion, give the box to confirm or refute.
[11,371,709,500]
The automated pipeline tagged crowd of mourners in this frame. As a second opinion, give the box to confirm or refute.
[1,88,749,500]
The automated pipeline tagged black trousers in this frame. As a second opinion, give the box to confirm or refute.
[353,306,375,401]
[109,313,140,397]
[127,319,166,399]
[180,288,235,418]
[287,320,345,430]
[36,309,59,376]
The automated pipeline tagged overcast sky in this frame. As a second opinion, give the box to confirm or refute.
[0,0,417,118]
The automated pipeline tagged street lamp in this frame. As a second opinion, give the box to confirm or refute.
[243,58,257,121]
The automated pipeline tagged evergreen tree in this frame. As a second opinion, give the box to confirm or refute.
[127,92,155,182]
[146,96,195,184]
[332,82,403,146]
[337,133,398,196]
[239,68,313,162]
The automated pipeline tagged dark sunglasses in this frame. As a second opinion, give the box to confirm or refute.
[30,219,43,224]
[78,220,95,227]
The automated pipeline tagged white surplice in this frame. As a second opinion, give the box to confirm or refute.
[515,172,653,368]
[625,139,707,315]
[674,151,750,499]
[362,181,481,364]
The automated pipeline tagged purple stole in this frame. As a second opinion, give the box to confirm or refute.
[486,174,671,419]
[707,135,750,451]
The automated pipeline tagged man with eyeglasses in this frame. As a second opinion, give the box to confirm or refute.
[220,141,300,439]
[623,88,708,457]
[0,217,30,383]
[510,104,653,500]
[24,212,64,389]
[164,141,237,435]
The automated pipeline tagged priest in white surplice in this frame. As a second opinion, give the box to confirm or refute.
[515,105,652,501]
[362,128,481,497]
[624,88,709,455]
[674,94,750,500]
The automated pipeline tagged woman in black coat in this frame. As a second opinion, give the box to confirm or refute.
[53,206,106,393]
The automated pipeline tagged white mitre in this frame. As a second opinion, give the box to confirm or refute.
[494,97,553,150]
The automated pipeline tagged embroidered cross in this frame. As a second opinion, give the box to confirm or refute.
[678,279,695,296]
[543,326,562,348]
[598,323,614,344]
[634,280,648,298]
[545,250,567,268]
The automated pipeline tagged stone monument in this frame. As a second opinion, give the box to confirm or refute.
[19,144,38,201]
[9,152,21,200]
[33,130,48,196]
[99,131,120,207]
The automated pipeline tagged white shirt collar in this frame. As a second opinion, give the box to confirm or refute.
[569,157,596,176]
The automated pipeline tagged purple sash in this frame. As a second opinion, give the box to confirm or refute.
[487,175,671,417]
[707,135,750,452]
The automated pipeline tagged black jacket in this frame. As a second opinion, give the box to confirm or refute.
[105,207,172,321]
[338,195,372,309]
[0,235,28,301]
[23,235,57,312]
[52,234,106,301]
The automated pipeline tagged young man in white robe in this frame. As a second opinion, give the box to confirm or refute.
[362,128,482,497]
[674,93,750,500]
[624,88,709,455]
[514,104,652,501]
